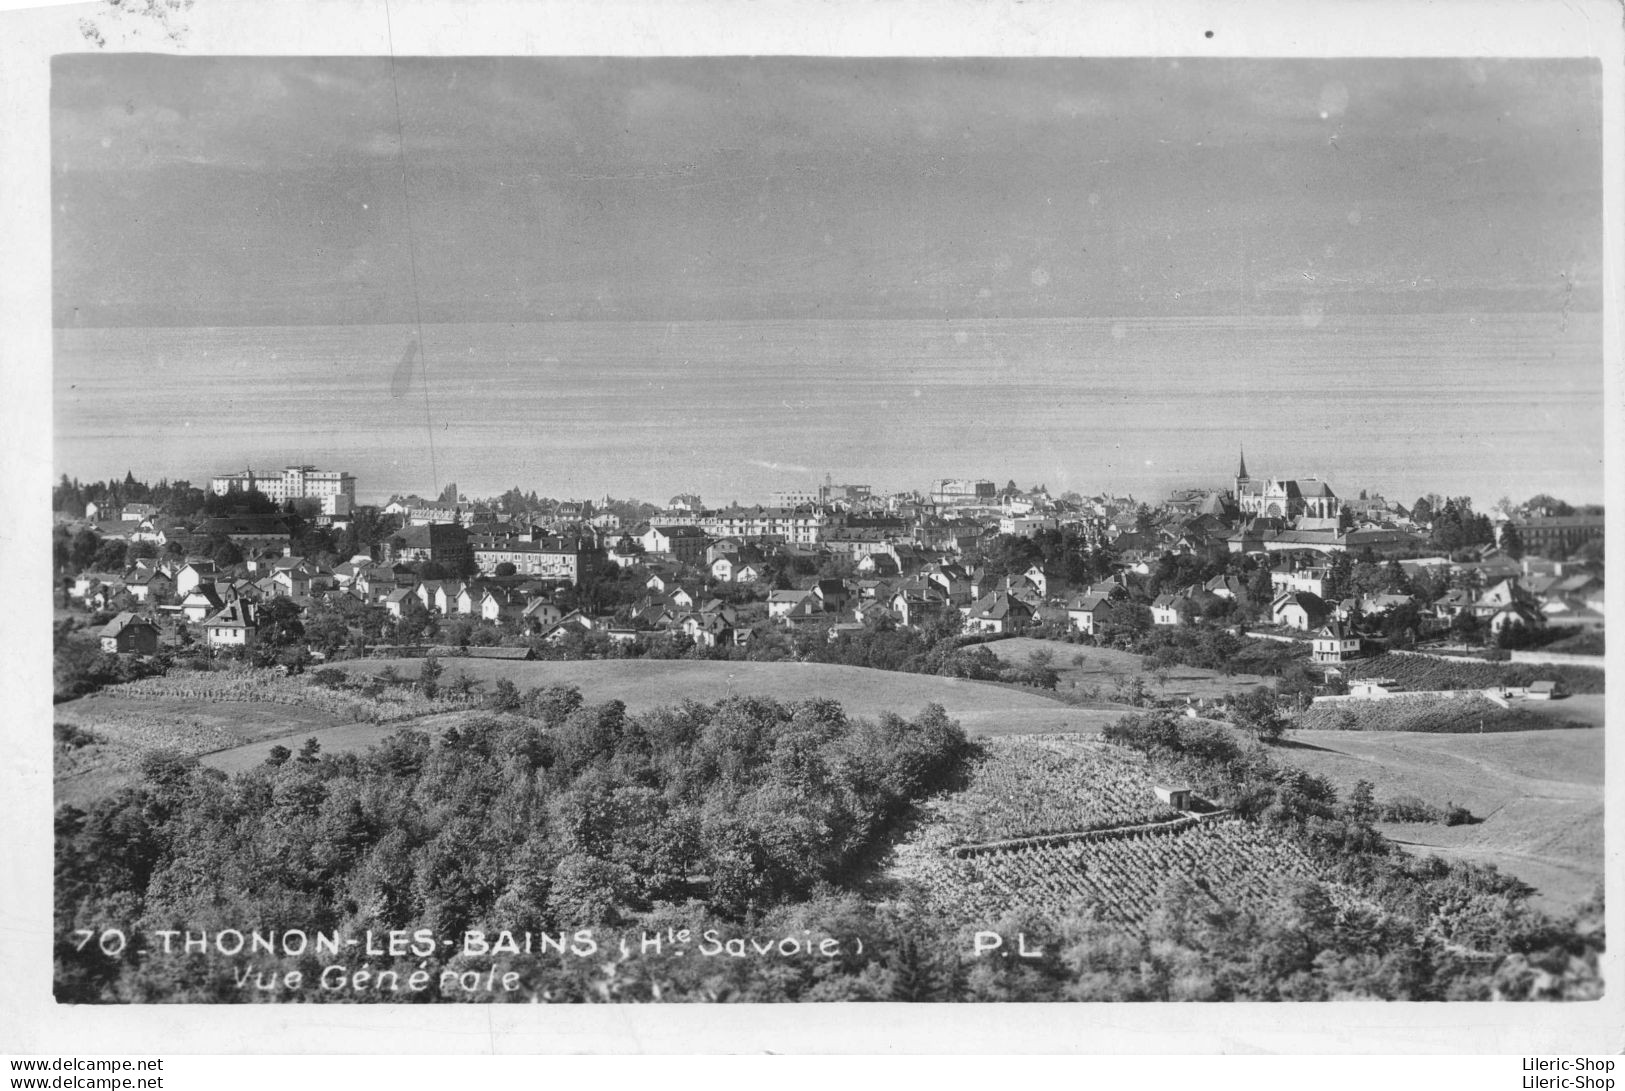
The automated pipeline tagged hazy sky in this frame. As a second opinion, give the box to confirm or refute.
[53,56,1603,327]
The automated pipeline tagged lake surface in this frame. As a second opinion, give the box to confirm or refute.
[53,312,1603,507]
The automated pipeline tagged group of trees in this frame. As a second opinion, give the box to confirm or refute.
[962,525,1119,587]
[54,694,968,1001]
[1090,708,1602,999]
[54,473,210,520]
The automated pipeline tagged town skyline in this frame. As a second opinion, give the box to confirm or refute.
[55,450,1604,515]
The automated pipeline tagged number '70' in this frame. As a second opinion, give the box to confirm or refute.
[69,929,127,956]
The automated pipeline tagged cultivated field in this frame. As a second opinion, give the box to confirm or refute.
[887,733,1341,930]
[908,818,1337,930]
[902,734,1177,848]
[1274,726,1604,913]
[983,637,1271,702]
[1295,693,1600,733]
[53,693,349,807]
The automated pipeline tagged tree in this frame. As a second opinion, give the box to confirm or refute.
[1524,493,1574,518]
[1231,687,1289,743]
[70,528,100,571]
[495,562,517,577]
[256,598,305,648]
[419,655,444,699]
[209,535,243,568]
[93,538,128,573]
[1344,779,1378,827]
[489,677,522,711]
[395,595,431,643]
[1499,523,1525,560]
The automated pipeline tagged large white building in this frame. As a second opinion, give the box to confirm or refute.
[210,465,356,515]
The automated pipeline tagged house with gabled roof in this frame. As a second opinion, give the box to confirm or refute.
[889,583,947,628]
[173,561,217,597]
[536,609,594,644]
[963,591,1033,635]
[73,570,122,602]
[1311,620,1361,664]
[384,587,418,618]
[767,589,822,623]
[1066,592,1117,636]
[179,583,226,623]
[85,579,128,611]
[1204,573,1245,600]
[100,611,160,655]
[202,600,258,649]
[856,552,901,578]
[122,566,173,604]
[479,586,525,623]
[680,612,734,648]
[853,600,900,627]
[522,596,563,631]
[813,578,851,614]
[1151,592,1192,627]
[1272,591,1329,631]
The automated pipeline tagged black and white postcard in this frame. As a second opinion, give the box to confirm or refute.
[3,0,1621,1060]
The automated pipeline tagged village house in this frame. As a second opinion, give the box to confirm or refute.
[479,586,526,623]
[680,612,735,648]
[122,567,173,604]
[963,591,1033,635]
[173,561,217,597]
[889,583,948,628]
[1311,620,1362,664]
[766,589,822,623]
[202,600,258,649]
[1273,591,1330,631]
[1150,592,1192,627]
[1066,591,1117,637]
[813,578,851,614]
[522,597,563,631]
[384,587,417,619]
[99,612,160,655]
[179,584,226,623]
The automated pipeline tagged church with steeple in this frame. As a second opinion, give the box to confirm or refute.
[1233,448,1340,524]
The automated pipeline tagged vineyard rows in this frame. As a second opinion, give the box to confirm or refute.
[907,818,1328,930]
[1350,652,1604,695]
[915,735,1177,848]
[949,813,1216,858]
[1298,693,1508,733]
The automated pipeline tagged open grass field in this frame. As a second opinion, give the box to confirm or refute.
[351,657,1130,736]
[53,694,349,808]
[1274,726,1604,913]
[983,637,1270,702]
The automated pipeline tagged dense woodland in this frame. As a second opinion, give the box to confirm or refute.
[55,694,968,1001]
